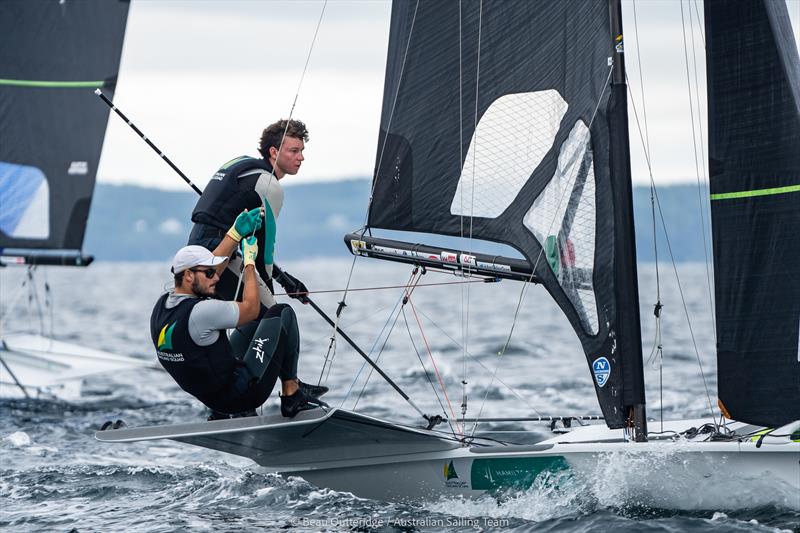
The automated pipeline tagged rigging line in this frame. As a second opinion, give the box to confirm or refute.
[467,280,531,439]
[464,0,483,426]
[407,295,463,436]
[458,0,470,433]
[680,0,716,338]
[287,0,327,119]
[351,269,422,411]
[0,274,31,324]
[338,280,408,407]
[651,185,718,425]
[43,267,54,341]
[277,278,486,297]
[631,0,652,157]
[276,1,340,387]
[341,268,419,405]
[628,12,664,427]
[334,1,420,386]
[689,4,717,341]
[401,306,458,436]
[415,305,544,417]
[685,0,716,338]
[318,240,361,383]
[629,6,666,423]
[627,73,716,425]
[691,0,705,47]
[469,64,615,439]
[265,2,331,367]
[26,267,45,338]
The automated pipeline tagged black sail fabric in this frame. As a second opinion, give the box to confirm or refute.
[0,0,129,253]
[369,0,645,428]
[706,0,800,427]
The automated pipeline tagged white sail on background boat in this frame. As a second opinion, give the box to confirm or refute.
[0,0,153,400]
[97,0,799,505]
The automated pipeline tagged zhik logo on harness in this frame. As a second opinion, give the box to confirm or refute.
[592,357,611,387]
[253,337,270,363]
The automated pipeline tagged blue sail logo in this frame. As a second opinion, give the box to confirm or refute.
[592,357,611,387]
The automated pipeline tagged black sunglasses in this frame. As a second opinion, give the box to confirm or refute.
[190,267,218,279]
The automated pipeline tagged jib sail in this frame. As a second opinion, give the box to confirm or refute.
[0,0,129,262]
[706,0,800,427]
[366,0,645,429]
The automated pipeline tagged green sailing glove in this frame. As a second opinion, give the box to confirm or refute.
[227,207,263,242]
[241,236,259,267]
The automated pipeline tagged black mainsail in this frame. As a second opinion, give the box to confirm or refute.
[0,0,129,264]
[706,0,800,427]
[362,0,646,430]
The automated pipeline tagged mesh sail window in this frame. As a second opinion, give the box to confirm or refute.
[524,121,598,335]
[450,91,568,218]
[0,0,129,252]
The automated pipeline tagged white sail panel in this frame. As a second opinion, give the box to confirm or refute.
[450,91,568,218]
[524,120,598,334]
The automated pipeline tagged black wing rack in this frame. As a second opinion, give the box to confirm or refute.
[344,233,540,284]
[0,250,93,267]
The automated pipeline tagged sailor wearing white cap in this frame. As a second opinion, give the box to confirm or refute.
[150,209,327,420]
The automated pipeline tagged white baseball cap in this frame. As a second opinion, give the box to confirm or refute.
[171,245,227,274]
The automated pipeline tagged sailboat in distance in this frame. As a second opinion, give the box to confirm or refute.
[97,0,800,504]
[0,0,152,400]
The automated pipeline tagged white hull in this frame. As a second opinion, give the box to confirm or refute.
[96,408,800,506]
[1,333,155,400]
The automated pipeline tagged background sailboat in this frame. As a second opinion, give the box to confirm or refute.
[0,0,153,400]
[97,0,799,504]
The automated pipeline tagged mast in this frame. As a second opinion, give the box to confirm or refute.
[608,0,648,441]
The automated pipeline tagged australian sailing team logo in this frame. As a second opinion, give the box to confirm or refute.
[443,460,468,488]
[157,323,175,351]
[156,323,183,362]
[592,357,611,387]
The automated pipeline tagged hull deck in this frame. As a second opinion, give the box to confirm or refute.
[96,408,800,504]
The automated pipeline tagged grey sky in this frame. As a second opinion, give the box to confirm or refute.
[97,0,800,191]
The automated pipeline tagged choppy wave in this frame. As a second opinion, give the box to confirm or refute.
[1,261,799,531]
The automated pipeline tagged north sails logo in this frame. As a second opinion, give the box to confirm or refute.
[253,337,270,363]
[592,356,611,387]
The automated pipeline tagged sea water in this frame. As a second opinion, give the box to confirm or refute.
[1,259,798,532]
